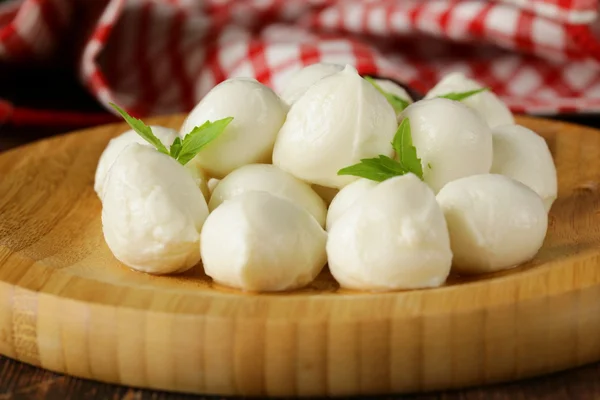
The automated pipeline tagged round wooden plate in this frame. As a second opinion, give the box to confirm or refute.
[0,115,599,397]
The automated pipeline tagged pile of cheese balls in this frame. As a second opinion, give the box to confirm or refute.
[95,63,556,292]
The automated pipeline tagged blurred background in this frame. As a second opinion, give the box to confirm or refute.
[2,0,600,151]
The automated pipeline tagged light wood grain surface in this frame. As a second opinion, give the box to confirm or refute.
[0,115,599,397]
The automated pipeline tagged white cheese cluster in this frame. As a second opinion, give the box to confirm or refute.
[95,63,556,292]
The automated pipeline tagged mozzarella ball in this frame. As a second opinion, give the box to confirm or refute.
[401,98,493,192]
[181,77,287,178]
[436,174,548,274]
[207,178,220,195]
[94,126,178,198]
[327,174,452,291]
[102,143,209,274]
[374,79,412,102]
[209,164,327,227]
[491,124,557,212]
[273,65,397,189]
[281,63,343,105]
[373,78,412,119]
[183,158,210,200]
[312,185,339,206]
[326,178,377,231]
[425,72,513,128]
[201,191,327,292]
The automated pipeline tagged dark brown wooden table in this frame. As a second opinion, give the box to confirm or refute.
[0,356,598,400]
[1,64,599,400]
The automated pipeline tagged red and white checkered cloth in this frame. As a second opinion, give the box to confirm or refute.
[2,0,600,116]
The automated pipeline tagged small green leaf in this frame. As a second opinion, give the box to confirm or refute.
[109,103,169,155]
[438,87,488,102]
[392,118,423,179]
[338,158,402,182]
[170,137,183,158]
[176,117,233,165]
[364,76,410,113]
[375,155,406,175]
[338,117,425,183]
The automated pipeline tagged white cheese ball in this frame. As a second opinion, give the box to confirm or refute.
[181,77,287,178]
[326,178,377,231]
[207,178,220,195]
[401,98,493,193]
[102,143,209,274]
[94,126,178,198]
[201,191,327,292]
[209,164,327,227]
[183,158,211,200]
[373,78,412,119]
[491,124,557,212]
[327,174,452,291]
[436,174,548,274]
[273,64,397,189]
[281,63,343,105]
[425,72,514,128]
[374,79,412,102]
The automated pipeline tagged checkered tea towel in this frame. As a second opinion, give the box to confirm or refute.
[2,0,600,117]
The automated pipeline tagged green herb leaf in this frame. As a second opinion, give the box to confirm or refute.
[337,117,425,182]
[169,137,183,158]
[392,118,423,179]
[338,158,404,182]
[176,117,233,165]
[109,102,232,165]
[374,155,406,175]
[364,76,410,113]
[109,103,169,155]
[437,87,488,101]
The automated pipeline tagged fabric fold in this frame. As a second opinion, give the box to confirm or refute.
[2,0,600,116]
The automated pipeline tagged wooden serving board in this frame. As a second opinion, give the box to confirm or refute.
[0,115,599,397]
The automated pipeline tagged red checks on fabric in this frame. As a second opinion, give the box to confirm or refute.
[2,0,600,117]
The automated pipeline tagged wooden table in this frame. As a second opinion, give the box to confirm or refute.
[0,354,597,399]
[1,64,599,400]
